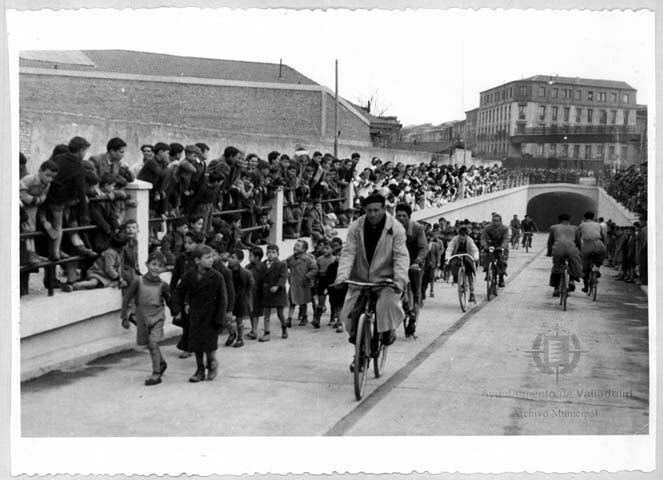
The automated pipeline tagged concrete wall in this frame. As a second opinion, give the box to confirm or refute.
[597,187,639,225]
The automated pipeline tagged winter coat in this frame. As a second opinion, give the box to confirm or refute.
[86,247,122,287]
[246,261,267,311]
[261,259,288,308]
[212,260,236,313]
[172,267,227,352]
[286,253,318,305]
[444,235,480,263]
[231,267,254,317]
[404,220,428,267]
[89,196,119,252]
[335,213,409,333]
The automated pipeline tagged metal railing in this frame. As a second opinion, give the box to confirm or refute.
[513,125,639,137]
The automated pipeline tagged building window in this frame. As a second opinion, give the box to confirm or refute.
[550,144,557,157]
[623,93,630,103]
[563,107,570,122]
[598,92,606,102]
[609,145,615,158]
[623,110,629,125]
[573,145,580,158]
[537,144,544,157]
[539,105,546,120]
[518,104,526,120]
[502,90,505,100]
[597,144,604,158]
[552,88,558,98]
[517,123,525,134]
[621,145,628,160]
[585,145,592,158]
[575,90,581,100]
[599,110,607,124]
[610,110,617,124]
[539,86,546,97]
[509,87,513,97]
[518,85,527,96]
[575,107,582,123]
[611,92,617,103]
[552,106,558,121]
[588,91,594,101]
[561,144,569,157]
[587,109,593,123]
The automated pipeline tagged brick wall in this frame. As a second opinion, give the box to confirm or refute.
[322,91,370,142]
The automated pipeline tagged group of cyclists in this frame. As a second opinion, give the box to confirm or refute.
[333,193,608,375]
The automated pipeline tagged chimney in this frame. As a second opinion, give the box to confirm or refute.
[367,100,371,113]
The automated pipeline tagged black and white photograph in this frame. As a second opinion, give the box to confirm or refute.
[3,1,658,476]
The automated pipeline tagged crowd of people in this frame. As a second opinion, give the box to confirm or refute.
[352,159,526,212]
[601,162,648,216]
[519,168,598,185]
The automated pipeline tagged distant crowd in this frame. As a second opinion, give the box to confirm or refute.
[602,162,648,217]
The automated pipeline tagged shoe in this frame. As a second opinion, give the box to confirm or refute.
[282,326,288,339]
[298,316,308,326]
[553,289,560,297]
[225,332,237,347]
[311,319,320,329]
[121,318,131,329]
[328,318,335,326]
[498,279,505,288]
[582,286,588,293]
[58,250,70,259]
[421,291,426,300]
[404,322,415,338]
[128,314,137,326]
[189,368,206,383]
[179,351,192,359]
[247,331,258,340]
[160,361,168,375]
[381,329,397,346]
[568,283,575,292]
[429,290,435,298]
[144,374,162,386]
[27,251,46,266]
[596,271,601,278]
[286,318,292,328]
[207,360,219,380]
[469,293,476,302]
[61,284,74,292]
[334,322,344,333]
[233,338,244,348]
[73,246,97,258]
[259,332,271,342]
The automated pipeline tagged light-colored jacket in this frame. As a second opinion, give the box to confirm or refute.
[336,213,409,333]
[444,235,480,263]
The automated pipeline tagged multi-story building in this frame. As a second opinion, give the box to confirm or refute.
[399,119,465,148]
[469,75,645,168]
[464,108,478,152]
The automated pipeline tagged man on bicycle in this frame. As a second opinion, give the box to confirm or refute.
[480,213,510,288]
[444,226,480,302]
[334,194,409,369]
[394,203,428,338]
[510,214,521,249]
[546,213,583,297]
[578,211,606,293]
[521,214,538,248]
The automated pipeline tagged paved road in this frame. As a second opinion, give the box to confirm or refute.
[21,235,648,436]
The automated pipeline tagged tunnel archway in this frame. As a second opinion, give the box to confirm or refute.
[527,192,598,231]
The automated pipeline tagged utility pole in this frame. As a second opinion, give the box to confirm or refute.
[334,59,339,159]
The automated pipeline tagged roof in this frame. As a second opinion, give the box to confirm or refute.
[19,49,318,85]
[522,75,634,90]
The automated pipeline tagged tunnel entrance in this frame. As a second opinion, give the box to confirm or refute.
[527,192,597,231]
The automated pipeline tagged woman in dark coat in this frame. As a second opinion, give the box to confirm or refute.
[172,245,227,382]
[259,244,288,342]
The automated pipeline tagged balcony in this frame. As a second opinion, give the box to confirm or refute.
[510,125,641,144]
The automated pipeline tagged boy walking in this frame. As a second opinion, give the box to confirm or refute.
[121,251,171,386]
[285,240,318,327]
[260,244,288,342]
[225,249,254,348]
[312,239,336,328]
[172,245,228,382]
[246,247,267,340]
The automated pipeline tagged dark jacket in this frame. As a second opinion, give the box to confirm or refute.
[261,259,288,308]
[47,152,89,215]
[404,220,428,267]
[246,260,267,311]
[89,197,119,252]
[212,260,236,313]
[172,267,227,352]
[231,266,254,317]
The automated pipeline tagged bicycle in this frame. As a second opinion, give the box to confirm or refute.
[446,253,476,312]
[485,247,502,300]
[345,280,402,401]
[522,232,533,253]
[510,231,520,250]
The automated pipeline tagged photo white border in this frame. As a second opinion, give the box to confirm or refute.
[2,1,660,477]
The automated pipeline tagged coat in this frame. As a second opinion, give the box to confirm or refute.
[212,260,236,313]
[286,253,318,305]
[335,213,409,333]
[246,261,267,311]
[172,267,227,352]
[261,259,288,308]
[404,220,428,267]
[231,266,254,317]
[444,235,480,263]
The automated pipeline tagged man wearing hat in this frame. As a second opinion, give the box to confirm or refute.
[334,194,409,372]
[480,212,510,288]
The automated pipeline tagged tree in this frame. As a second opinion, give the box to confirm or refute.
[354,88,392,117]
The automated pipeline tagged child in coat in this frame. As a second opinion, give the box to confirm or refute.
[246,247,267,340]
[285,239,318,327]
[161,218,189,267]
[312,239,337,328]
[172,245,227,383]
[327,237,346,333]
[61,233,128,292]
[224,249,255,348]
[120,251,171,386]
[260,244,288,342]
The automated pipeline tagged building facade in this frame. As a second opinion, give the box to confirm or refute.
[469,75,646,168]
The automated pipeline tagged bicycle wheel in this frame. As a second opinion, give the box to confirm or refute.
[486,263,494,300]
[492,264,499,297]
[591,271,598,302]
[525,238,529,253]
[373,317,388,378]
[560,269,568,311]
[458,267,468,312]
[353,313,371,400]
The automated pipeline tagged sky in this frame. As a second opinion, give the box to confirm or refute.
[7,8,655,126]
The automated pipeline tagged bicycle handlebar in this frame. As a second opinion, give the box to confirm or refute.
[446,253,477,263]
[343,280,403,293]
